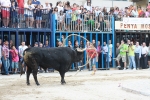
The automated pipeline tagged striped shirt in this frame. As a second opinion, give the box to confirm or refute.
[2,45,9,58]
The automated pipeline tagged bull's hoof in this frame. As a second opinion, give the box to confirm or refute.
[36,83,40,86]
[61,82,66,85]
[27,83,30,86]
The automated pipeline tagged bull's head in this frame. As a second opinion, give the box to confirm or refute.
[74,48,86,62]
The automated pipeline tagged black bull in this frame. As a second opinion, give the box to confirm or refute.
[22,47,85,85]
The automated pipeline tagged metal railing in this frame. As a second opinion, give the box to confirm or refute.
[55,13,112,32]
[0,7,113,32]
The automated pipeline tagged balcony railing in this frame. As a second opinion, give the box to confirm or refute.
[0,7,51,29]
[0,7,113,32]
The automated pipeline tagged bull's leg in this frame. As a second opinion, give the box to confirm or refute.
[59,71,66,85]
[26,67,32,85]
[32,69,40,86]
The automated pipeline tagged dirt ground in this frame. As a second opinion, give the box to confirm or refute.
[0,70,150,100]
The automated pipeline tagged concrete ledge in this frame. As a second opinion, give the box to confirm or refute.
[121,80,150,96]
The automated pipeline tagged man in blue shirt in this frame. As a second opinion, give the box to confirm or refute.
[134,42,141,70]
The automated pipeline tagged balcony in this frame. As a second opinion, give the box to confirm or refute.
[0,7,113,33]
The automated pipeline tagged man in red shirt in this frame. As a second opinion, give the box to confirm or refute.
[86,43,98,75]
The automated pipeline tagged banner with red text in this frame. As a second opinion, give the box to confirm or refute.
[115,21,150,30]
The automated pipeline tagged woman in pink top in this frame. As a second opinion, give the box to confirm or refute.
[10,45,19,74]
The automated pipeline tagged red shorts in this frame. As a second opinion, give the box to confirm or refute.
[2,10,10,18]
[18,8,24,14]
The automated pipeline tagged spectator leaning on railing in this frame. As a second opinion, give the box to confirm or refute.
[10,1,19,28]
[24,0,34,28]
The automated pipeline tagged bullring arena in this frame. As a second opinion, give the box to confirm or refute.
[0,70,150,100]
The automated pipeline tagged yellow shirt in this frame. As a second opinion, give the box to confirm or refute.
[128,45,135,56]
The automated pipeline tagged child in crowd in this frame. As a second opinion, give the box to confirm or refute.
[10,45,19,74]
[58,10,64,31]
[53,7,59,30]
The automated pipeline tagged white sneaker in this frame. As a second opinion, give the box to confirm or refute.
[95,29,100,31]
[127,68,132,70]
[133,68,136,70]
[123,68,127,70]
[117,66,121,68]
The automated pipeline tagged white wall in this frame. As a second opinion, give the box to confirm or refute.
[92,0,133,9]
[25,0,133,9]
[24,0,86,6]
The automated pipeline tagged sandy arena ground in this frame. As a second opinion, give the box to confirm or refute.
[0,69,150,100]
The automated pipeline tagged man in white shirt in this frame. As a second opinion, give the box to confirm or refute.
[141,42,148,69]
[108,40,113,66]
[109,40,113,57]
[134,42,141,69]
[19,41,28,74]
[102,42,108,68]
[0,0,11,28]
[131,6,138,17]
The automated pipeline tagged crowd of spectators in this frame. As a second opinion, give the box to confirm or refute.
[0,0,150,31]
[0,0,150,75]
[116,40,150,71]
[0,39,51,75]
[0,36,150,75]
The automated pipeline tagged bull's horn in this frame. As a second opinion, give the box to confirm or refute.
[76,48,86,52]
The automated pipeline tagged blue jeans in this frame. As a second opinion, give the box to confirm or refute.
[129,56,136,69]
[9,54,12,70]
[89,58,96,70]
[2,56,10,74]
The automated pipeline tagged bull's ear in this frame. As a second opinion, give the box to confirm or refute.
[76,48,86,52]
